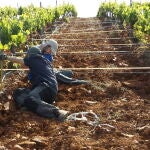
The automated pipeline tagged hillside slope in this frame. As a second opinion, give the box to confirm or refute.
[0,17,149,150]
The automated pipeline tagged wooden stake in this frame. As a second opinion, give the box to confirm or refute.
[0,60,3,90]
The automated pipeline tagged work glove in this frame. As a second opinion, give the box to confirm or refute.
[0,54,7,60]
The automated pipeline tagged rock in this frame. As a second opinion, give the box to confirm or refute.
[85,100,97,104]
[16,134,21,139]
[18,141,36,148]
[14,145,24,150]
[4,102,10,110]
[0,146,7,150]
[122,80,143,89]
[121,133,134,138]
[137,125,150,137]
[32,136,48,147]
[67,126,76,133]
[70,143,80,150]
[67,88,72,92]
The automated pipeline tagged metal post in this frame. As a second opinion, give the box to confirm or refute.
[40,1,42,8]
[56,0,58,7]
[0,60,3,90]
[130,0,132,6]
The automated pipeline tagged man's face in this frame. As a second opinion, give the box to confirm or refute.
[43,45,52,54]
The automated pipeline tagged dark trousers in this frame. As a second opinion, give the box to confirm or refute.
[56,72,88,85]
[13,83,60,119]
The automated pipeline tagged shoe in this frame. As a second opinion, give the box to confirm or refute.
[57,110,69,122]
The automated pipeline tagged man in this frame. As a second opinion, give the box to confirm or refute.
[0,41,68,121]
[39,40,89,85]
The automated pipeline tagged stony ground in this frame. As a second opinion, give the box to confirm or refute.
[0,17,150,150]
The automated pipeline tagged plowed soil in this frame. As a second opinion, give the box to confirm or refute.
[0,17,149,150]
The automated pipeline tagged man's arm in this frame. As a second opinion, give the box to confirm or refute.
[7,56,26,67]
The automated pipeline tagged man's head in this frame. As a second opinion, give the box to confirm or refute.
[27,47,41,57]
[39,39,58,55]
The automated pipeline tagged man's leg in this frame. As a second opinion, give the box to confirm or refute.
[23,84,68,121]
[56,72,89,85]
[13,88,31,107]
[59,70,73,78]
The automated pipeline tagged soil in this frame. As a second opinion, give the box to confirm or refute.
[0,17,150,150]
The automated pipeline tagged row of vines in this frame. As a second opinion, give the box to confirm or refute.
[97,2,150,43]
[0,4,77,50]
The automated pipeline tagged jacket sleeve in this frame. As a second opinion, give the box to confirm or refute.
[7,56,24,64]
[7,56,27,68]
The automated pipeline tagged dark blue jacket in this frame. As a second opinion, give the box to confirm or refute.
[24,54,58,93]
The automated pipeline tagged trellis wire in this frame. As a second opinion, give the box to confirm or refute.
[14,50,150,56]
[61,67,150,70]
[45,29,133,35]
[1,69,150,84]
[48,25,125,34]
[58,50,149,54]
[2,71,14,82]
[32,37,135,41]
[44,26,125,33]
[59,28,129,33]
[66,24,124,29]
[69,21,100,24]
[1,68,150,82]
[113,72,150,74]
[2,67,150,71]
[58,43,150,47]
[57,37,135,40]
[0,61,3,89]
[68,20,120,24]
[1,67,150,84]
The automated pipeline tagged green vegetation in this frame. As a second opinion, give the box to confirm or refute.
[0,4,77,50]
[97,2,150,43]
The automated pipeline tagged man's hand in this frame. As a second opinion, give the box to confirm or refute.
[0,54,7,60]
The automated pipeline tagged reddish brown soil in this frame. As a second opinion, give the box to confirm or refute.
[0,17,149,150]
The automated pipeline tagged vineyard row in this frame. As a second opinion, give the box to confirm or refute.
[97,2,150,43]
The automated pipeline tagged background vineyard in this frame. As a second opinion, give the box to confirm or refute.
[0,4,77,51]
[0,2,149,53]
[97,2,150,43]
